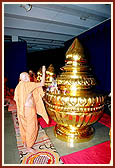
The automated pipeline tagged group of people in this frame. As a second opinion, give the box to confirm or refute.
[6,66,49,153]
[4,77,14,99]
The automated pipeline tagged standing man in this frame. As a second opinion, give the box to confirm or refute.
[14,66,49,153]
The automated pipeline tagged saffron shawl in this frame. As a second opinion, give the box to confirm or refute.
[14,81,49,124]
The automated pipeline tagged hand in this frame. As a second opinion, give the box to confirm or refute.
[42,66,46,73]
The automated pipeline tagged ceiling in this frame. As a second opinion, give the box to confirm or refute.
[4,3,111,53]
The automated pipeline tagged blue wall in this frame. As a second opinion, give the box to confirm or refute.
[4,42,27,89]
[65,19,111,94]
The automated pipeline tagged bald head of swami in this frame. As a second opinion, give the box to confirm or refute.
[20,72,30,82]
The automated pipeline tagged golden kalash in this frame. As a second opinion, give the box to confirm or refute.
[44,38,107,143]
[45,64,56,88]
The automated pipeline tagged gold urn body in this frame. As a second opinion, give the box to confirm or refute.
[44,38,106,143]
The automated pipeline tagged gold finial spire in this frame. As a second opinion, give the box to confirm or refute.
[66,38,85,61]
[46,64,55,75]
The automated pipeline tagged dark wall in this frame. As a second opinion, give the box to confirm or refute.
[4,19,111,94]
[4,42,27,89]
[65,19,111,93]
[27,47,66,75]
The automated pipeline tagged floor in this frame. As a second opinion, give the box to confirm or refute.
[4,106,20,164]
[3,105,111,165]
[44,122,110,157]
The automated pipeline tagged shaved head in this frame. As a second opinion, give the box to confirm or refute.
[20,72,30,82]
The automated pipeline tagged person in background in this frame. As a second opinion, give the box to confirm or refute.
[29,70,37,82]
[4,77,15,106]
[29,70,34,82]
[14,66,49,153]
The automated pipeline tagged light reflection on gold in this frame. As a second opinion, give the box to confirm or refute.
[73,69,77,73]
[73,55,78,61]
[70,126,76,132]
[73,61,77,66]
[71,75,78,79]
[66,54,72,58]
[70,84,77,96]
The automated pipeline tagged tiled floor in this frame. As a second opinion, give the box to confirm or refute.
[3,106,111,165]
[4,107,20,164]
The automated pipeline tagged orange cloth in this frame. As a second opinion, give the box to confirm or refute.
[14,81,49,123]
[14,81,49,147]
[18,106,38,147]
[33,88,49,124]
[7,98,17,111]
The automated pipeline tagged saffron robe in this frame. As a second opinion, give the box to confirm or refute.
[14,81,49,147]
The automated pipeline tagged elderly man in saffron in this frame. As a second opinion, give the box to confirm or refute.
[14,66,49,153]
